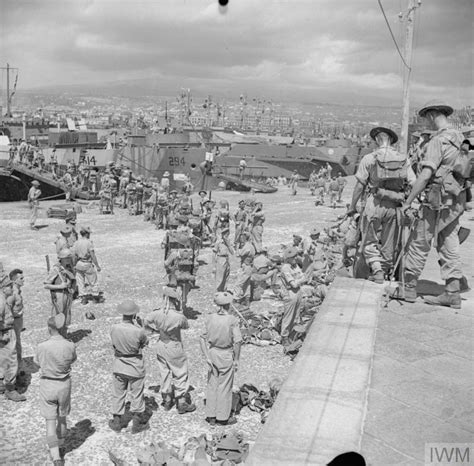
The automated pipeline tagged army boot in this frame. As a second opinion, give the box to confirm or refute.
[460,275,471,293]
[424,278,461,309]
[177,394,196,414]
[389,274,417,303]
[5,386,26,402]
[108,414,126,432]
[161,392,174,411]
[368,262,384,284]
[131,412,149,434]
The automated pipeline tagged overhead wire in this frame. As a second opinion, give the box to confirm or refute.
[377,0,411,71]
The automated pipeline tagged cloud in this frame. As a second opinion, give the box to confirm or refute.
[0,0,471,106]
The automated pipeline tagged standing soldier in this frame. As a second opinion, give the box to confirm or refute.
[55,226,75,255]
[161,171,170,193]
[0,275,26,401]
[119,170,130,208]
[348,127,415,283]
[34,314,77,466]
[73,226,103,304]
[326,162,333,180]
[28,180,41,230]
[249,202,265,253]
[65,214,78,243]
[233,200,248,248]
[200,292,242,426]
[109,300,149,434]
[328,177,340,208]
[62,170,74,202]
[213,227,234,292]
[289,170,299,195]
[9,269,25,376]
[336,174,347,202]
[233,231,256,308]
[390,101,469,308]
[278,247,307,348]
[143,287,196,414]
[44,249,76,336]
[315,176,326,206]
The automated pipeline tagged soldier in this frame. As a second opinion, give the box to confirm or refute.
[28,180,41,230]
[198,190,207,208]
[62,170,73,202]
[9,269,25,375]
[0,275,26,401]
[278,247,307,347]
[233,231,256,308]
[213,227,234,292]
[34,314,77,466]
[143,287,196,414]
[109,300,149,434]
[73,226,103,304]
[390,101,469,308]
[233,200,248,248]
[315,176,326,206]
[65,214,78,244]
[213,200,230,242]
[143,184,157,222]
[348,127,415,283]
[126,179,138,215]
[135,176,144,213]
[289,170,299,195]
[119,170,130,208]
[328,177,340,208]
[336,174,347,202]
[55,226,74,255]
[200,291,242,426]
[249,201,265,253]
[161,171,171,192]
[200,199,214,240]
[44,249,76,336]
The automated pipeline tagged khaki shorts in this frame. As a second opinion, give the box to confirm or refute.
[39,378,72,420]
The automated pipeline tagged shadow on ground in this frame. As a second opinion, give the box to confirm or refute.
[16,356,40,394]
[64,419,96,455]
[417,279,444,296]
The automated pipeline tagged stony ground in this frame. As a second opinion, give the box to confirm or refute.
[0,182,351,465]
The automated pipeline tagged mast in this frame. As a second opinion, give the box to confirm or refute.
[400,0,421,154]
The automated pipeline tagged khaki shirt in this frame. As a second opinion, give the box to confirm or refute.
[238,242,256,265]
[73,238,94,261]
[280,263,304,292]
[420,127,464,174]
[34,335,77,379]
[144,308,188,342]
[202,312,242,349]
[110,322,147,378]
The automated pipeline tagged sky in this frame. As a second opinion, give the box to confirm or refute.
[0,0,472,107]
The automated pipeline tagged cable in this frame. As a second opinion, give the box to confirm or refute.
[377,0,411,70]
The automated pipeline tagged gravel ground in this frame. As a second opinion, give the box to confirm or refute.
[0,181,353,465]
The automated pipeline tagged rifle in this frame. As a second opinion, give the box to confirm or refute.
[231,303,250,327]
[45,255,50,273]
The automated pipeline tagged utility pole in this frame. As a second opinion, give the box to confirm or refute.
[1,63,19,117]
[400,0,421,155]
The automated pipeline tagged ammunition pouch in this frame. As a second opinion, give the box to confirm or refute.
[175,271,195,283]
